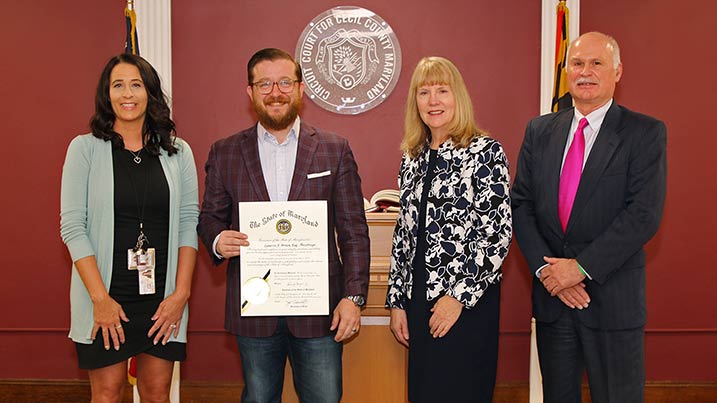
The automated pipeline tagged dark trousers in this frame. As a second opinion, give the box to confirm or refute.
[537,309,645,403]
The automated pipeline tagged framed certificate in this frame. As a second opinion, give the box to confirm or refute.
[238,200,329,316]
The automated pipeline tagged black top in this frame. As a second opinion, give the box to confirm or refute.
[110,147,169,301]
[411,149,439,299]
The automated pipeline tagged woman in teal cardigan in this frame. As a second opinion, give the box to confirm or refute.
[60,54,198,402]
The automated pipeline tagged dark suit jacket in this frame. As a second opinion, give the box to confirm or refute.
[511,103,666,330]
[197,121,370,338]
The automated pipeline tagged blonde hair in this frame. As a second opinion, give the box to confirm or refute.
[401,56,486,158]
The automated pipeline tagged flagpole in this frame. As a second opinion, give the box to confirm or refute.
[125,0,139,55]
[125,3,140,399]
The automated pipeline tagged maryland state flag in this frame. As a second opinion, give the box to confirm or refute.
[125,0,140,55]
[552,0,571,112]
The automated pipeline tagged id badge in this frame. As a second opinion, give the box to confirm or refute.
[139,268,156,295]
[127,248,156,271]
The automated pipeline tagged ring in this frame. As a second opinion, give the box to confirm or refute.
[114,324,122,329]
[351,328,358,333]
[169,324,177,329]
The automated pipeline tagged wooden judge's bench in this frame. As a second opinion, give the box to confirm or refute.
[281,212,407,402]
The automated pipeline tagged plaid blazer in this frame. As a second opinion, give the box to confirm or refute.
[198,121,370,338]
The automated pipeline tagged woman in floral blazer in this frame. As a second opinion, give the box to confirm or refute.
[386,56,512,403]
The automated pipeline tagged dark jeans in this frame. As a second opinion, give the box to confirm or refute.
[236,318,343,403]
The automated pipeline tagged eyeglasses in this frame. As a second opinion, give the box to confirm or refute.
[251,79,299,95]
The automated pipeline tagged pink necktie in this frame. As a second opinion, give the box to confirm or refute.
[558,117,588,232]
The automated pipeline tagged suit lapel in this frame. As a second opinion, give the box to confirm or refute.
[288,123,318,201]
[546,110,574,235]
[567,103,623,233]
[240,128,271,201]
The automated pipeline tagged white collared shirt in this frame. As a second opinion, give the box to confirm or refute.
[256,117,301,202]
[560,99,613,172]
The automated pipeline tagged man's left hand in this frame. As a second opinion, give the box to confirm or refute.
[540,257,586,296]
[330,298,361,342]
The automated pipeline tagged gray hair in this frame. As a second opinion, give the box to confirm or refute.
[605,34,621,69]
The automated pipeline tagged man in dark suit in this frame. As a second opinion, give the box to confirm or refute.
[198,48,370,403]
[512,32,667,402]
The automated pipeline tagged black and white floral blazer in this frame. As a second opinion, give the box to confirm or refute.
[385,136,512,309]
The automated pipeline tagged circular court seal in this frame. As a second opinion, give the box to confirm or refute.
[275,219,292,235]
[295,6,402,115]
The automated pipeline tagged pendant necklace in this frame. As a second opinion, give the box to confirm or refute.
[127,148,143,164]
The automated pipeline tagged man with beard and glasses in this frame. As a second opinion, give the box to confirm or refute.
[198,48,370,403]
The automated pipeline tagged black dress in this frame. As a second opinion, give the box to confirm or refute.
[406,149,501,403]
[75,147,185,369]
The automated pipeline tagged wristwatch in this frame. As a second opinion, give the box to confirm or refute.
[345,295,366,307]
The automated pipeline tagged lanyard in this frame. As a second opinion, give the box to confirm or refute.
[118,147,151,251]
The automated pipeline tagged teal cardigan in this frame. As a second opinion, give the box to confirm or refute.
[60,134,199,343]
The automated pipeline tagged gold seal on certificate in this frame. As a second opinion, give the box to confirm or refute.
[239,201,329,316]
[242,276,271,305]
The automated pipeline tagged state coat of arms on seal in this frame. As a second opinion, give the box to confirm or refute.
[295,6,402,115]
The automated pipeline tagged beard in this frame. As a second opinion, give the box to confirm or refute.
[254,94,302,131]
